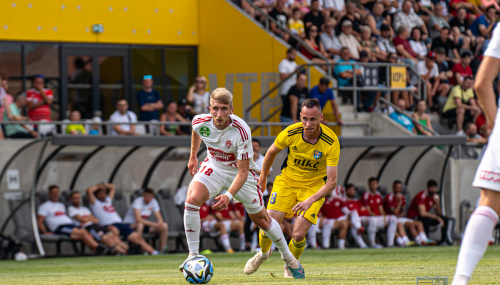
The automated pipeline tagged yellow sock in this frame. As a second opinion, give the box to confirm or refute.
[289,237,307,259]
[259,229,273,254]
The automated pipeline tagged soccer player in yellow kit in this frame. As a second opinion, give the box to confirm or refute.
[244,98,340,277]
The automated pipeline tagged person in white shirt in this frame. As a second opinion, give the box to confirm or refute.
[109,99,138,136]
[87,183,158,255]
[124,188,169,253]
[416,51,450,111]
[186,76,210,114]
[68,191,129,255]
[37,185,104,254]
[278,48,299,101]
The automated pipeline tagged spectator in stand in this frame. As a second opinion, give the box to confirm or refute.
[377,24,397,54]
[428,3,452,39]
[442,76,481,133]
[37,186,105,254]
[449,0,482,22]
[450,7,484,56]
[177,99,196,135]
[301,25,331,65]
[364,2,389,37]
[410,27,429,59]
[310,76,343,124]
[268,0,290,42]
[317,192,349,249]
[393,0,429,39]
[362,177,398,248]
[390,98,417,133]
[68,191,129,255]
[291,0,310,16]
[379,52,412,108]
[334,47,363,111]
[0,77,12,122]
[470,5,498,39]
[211,199,246,252]
[338,2,362,38]
[199,201,235,253]
[281,73,309,123]
[137,75,163,122]
[159,101,189,136]
[323,0,345,20]
[393,26,420,67]
[123,188,169,253]
[27,74,53,122]
[450,50,473,86]
[412,100,435,136]
[414,0,434,21]
[66,110,87,135]
[321,18,342,61]
[435,47,453,82]
[304,0,325,30]
[461,122,488,143]
[186,76,210,115]
[278,47,298,103]
[358,51,378,111]
[339,20,363,60]
[109,99,138,136]
[2,94,37,139]
[431,28,461,65]
[360,25,387,61]
[407,179,453,245]
[87,183,159,255]
[384,180,436,246]
[417,51,450,111]
[288,8,306,39]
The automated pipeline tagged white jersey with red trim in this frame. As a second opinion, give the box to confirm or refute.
[192,114,259,172]
[484,24,500,136]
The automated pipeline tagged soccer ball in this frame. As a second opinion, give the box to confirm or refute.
[183,255,214,284]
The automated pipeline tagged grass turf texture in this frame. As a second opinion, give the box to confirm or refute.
[1,246,500,284]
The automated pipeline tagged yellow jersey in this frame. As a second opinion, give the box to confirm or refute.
[274,122,340,186]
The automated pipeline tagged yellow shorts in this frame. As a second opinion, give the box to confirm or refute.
[267,175,325,225]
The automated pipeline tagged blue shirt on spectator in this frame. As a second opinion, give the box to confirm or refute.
[470,15,497,37]
[389,111,414,133]
[309,86,335,109]
[334,59,359,87]
[137,89,161,121]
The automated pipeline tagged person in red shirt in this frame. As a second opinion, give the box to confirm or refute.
[343,184,370,248]
[384,180,436,246]
[317,193,349,249]
[200,200,235,253]
[450,51,473,86]
[407,179,453,245]
[362,177,398,248]
[393,26,421,67]
[212,199,246,251]
[26,74,54,122]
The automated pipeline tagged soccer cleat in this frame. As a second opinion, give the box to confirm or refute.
[405,241,416,247]
[226,249,235,253]
[179,255,199,272]
[370,244,383,249]
[287,261,305,279]
[422,239,437,246]
[284,265,293,278]
[244,250,271,275]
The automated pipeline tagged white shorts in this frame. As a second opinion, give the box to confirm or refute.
[201,220,233,233]
[473,135,500,192]
[397,217,413,225]
[192,160,264,214]
[322,216,347,228]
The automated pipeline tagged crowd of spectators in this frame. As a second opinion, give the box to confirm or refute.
[239,0,500,139]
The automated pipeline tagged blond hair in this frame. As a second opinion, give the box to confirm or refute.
[210,88,233,106]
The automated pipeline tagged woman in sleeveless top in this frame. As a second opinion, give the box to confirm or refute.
[300,25,332,71]
[160,101,190,136]
[412,99,435,136]
[186,76,210,114]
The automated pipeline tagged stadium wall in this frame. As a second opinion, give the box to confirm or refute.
[0,0,198,45]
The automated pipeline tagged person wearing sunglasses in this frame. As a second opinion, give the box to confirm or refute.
[187,76,210,115]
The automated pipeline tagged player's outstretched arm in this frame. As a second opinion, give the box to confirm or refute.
[293,166,338,217]
[188,130,202,176]
[258,143,282,189]
[475,55,500,127]
[212,159,250,211]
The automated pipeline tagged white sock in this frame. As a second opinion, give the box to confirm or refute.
[239,234,246,251]
[351,211,362,229]
[403,235,410,244]
[184,203,201,254]
[386,216,397,247]
[396,237,404,246]
[368,218,377,245]
[419,231,428,241]
[220,233,232,251]
[307,224,317,248]
[251,231,258,250]
[355,235,367,248]
[261,218,296,266]
[338,239,345,249]
[415,235,423,246]
[322,221,333,249]
[453,206,498,285]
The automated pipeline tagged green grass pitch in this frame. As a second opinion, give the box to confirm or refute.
[1,246,500,284]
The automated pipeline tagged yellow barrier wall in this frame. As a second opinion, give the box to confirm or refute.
[198,0,328,135]
[0,0,198,45]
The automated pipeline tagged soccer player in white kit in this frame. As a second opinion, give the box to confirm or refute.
[452,23,500,285]
[180,88,305,279]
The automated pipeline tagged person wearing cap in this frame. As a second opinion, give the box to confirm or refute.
[339,20,363,60]
[26,74,53,122]
[442,76,481,133]
[377,24,397,54]
[417,51,450,111]
[137,75,164,122]
[450,50,473,86]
